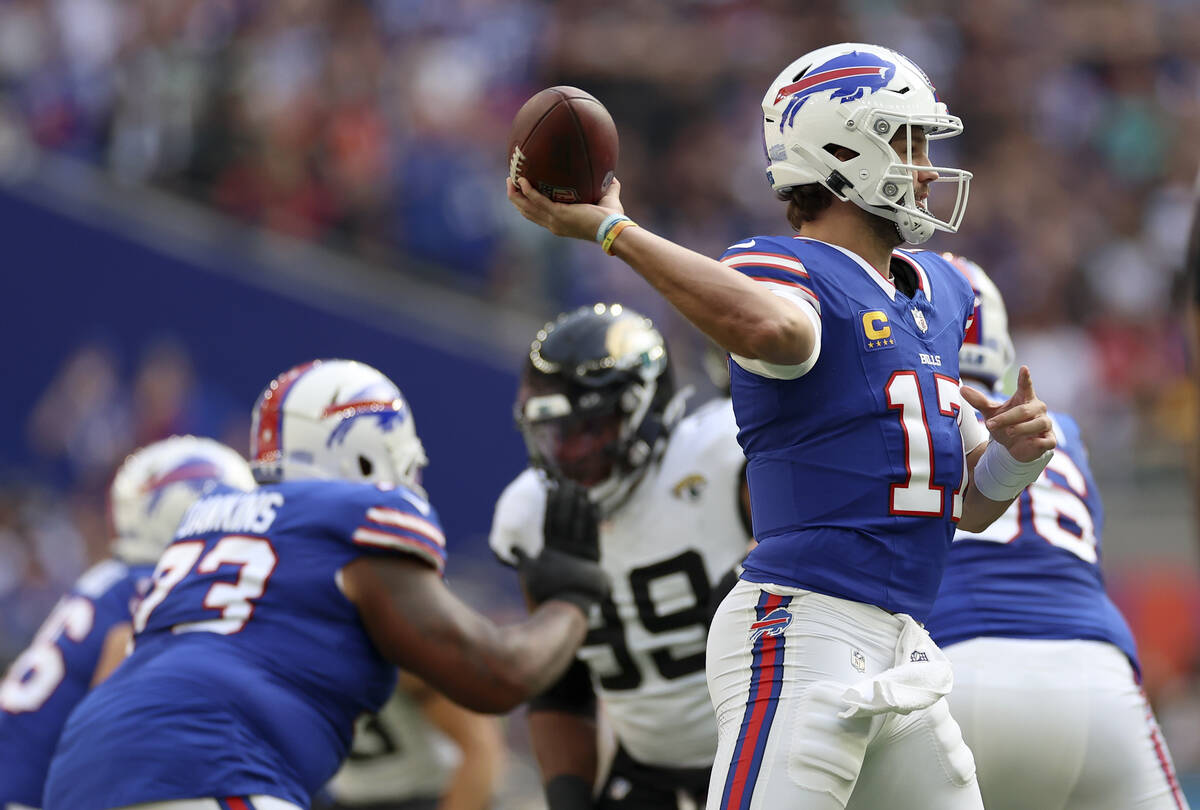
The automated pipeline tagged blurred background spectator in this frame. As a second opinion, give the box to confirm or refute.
[0,0,1197,800]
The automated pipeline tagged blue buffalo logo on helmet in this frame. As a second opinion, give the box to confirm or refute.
[142,457,228,513]
[748,606,793,644]
[776,52,897,130]
[323,379,411,449]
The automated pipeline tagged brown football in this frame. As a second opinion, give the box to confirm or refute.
[507,86,618,204]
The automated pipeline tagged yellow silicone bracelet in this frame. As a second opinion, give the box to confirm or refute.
[602,219,638,255]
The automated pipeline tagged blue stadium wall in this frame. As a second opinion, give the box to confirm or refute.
[0,185,528,565]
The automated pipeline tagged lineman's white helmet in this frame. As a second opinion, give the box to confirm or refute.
[762,42,971,244]
[250,359,428,492]
[944,253,1016,390]
[110,435,256,564]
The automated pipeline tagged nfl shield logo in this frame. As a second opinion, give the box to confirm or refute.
[911,307,928,333]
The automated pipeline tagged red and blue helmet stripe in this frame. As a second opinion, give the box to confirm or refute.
[252,360,320,466]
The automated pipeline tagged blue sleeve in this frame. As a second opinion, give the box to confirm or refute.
[718,237,821,312]
[329,484,448,574]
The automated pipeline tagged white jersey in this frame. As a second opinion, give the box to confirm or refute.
[324,685,457,805]
[491,398,751,769]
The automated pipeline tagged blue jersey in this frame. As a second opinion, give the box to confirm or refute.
[45,479,447,810]
[927,412,1139,673]
[0,559,151,807]
[727,236,976,621]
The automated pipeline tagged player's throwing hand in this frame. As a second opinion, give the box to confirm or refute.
[507,176,623,241]
[961,365,1055,462]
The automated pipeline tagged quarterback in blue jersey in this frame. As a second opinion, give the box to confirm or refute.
[0,435,255,810]
[927,256,1190,810]
[509,41,1058,810]
[44,359,609,810]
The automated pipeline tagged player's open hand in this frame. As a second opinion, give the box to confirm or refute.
[961,366,1056,462]
[507,176,624,242]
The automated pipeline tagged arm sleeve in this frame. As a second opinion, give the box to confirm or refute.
[959,391,989,454]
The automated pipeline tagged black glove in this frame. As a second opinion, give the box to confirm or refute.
[544,774,593,810]
[515,547,610,615]
[516,481,608,614]
[543,479,600,561]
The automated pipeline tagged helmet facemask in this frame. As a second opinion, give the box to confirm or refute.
[517,378,627,488]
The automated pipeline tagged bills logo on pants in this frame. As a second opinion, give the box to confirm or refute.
[719,592,793,810]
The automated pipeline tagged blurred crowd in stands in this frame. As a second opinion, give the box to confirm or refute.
[1,0,1199,781]
[0,0,1197,465]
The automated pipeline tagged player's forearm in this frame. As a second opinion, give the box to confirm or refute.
[958,483,1015,533]
[529,709,598,810]
[482,601,591,707]
[344,557,589,714]
[90,622,133,687]
[407,600,588,714]
[439,736,505,810]
[959,440,1018,532]
[424,695,505,810]
[609,227,815,364]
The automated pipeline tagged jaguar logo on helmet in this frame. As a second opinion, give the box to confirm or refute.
[517,304,689,514]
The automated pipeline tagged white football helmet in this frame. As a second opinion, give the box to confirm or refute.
[762,42,971,244]
[250,359,428,492]
[944,253,1016,390]
[110,435,256,564]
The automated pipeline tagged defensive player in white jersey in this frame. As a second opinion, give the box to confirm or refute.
[317,673,506,810]
[0,435,256,810]
[926,256,1191,810]
[490,304,753,810]
[508,42,1059,810]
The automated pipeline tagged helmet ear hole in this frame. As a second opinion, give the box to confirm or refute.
[358,456,373,477]
[823,144,859,161]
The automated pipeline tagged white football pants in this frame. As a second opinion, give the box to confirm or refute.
[705,580,983,810]
[945,637,1191,810]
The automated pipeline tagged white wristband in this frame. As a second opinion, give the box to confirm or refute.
[595,213,627,243]
[972,441,1053,502]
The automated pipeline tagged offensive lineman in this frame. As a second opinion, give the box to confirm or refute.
[0,436,256,809]
[490,304,753,809]
[508,42,1057,810]
[44,359,609,810]
[926,255,1191,810]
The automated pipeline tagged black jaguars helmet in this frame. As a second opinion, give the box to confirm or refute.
[516,303,687,512]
